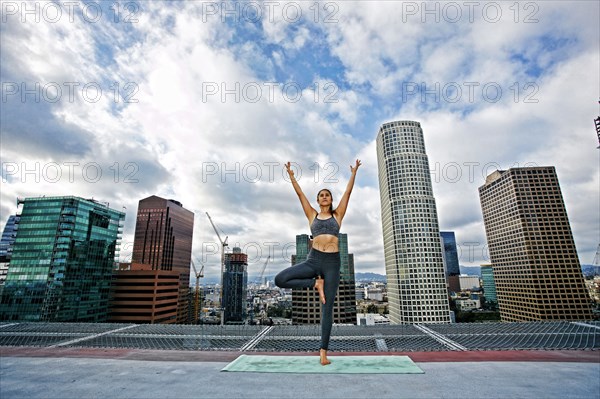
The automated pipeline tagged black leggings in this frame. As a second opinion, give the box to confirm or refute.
[274,248,340,350]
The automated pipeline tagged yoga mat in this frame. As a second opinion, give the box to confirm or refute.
[221,355,424,374]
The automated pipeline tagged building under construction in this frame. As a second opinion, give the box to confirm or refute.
[222,247,248,324]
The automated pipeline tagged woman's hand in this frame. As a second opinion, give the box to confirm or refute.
[350,159,362,174]
[285,162,295,179]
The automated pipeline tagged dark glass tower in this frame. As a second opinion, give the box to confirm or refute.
[480,264,497,303]
[440,231,460,277]
[0,214,20,287]
[291,233,357,325]
[0,215,20,261]
[0,196,124,321]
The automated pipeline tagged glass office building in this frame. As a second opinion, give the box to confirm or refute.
[440,231,460,277]
[0,215,20,261]
[291,233,357,324]
[376,120,451,324]
[0,215,20,287]
[0,196,125,321]
[480,264,497,303]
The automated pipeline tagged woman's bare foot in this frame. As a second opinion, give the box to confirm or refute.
[314,278,326,304]
[320,349,331,366]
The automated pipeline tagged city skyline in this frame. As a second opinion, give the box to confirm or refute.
[1,2,599,281]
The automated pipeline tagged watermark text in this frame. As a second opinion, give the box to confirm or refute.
[2,161,139,184]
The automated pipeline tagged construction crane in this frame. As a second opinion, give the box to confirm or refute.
[594,98,600,149]
[205,212,228,325]
[191,258,205,324]
[254,256,270,286]
[248,256,270,324]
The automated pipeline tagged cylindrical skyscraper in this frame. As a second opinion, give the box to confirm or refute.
[376,120,450,324]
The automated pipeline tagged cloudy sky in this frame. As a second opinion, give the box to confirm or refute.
[1,0,599,281]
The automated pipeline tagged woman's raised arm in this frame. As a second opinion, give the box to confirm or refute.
[286,162,316,221]
[333,159,361,222]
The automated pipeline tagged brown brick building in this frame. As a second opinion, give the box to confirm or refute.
[116,196,194,324]
[109,263,180,324]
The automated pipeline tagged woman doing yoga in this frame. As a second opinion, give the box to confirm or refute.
[275,159,361,365]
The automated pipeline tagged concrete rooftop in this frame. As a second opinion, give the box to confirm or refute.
[1,321,599,399]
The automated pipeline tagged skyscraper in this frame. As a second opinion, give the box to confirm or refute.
[337,233,358,323]
[291,234,357,325]
[0,196,124,322]
[109,263,181,324]
[479,167,592,321]
[0,215,19,261]
[440,231,460,277]
[376,120,451,324]
[222,247,248,323]
[0,214,20,287]
[131,196,194,323]
[480,264,497,304]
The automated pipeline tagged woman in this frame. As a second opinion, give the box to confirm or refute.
[275,159,361,365]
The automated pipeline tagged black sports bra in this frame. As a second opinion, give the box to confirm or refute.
[310,216,340,238]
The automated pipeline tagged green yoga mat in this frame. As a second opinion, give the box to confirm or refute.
[221,355,424,374]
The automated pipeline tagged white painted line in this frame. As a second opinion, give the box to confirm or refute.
[0,323,19,329]
[571,321,600,330]
[48,324,138,348]
[241,326,274,351]
[375,338,389,352]
[415,324,467,351]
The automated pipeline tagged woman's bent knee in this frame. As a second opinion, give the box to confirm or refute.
[274,272,285,288]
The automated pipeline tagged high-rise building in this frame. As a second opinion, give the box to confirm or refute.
[0,215,20,287]
[440,231,460,277]
[480,264,497,303]
[376,120,451,324]
[291,233,357,325]
[337,233,358,322]
[479,167,592,321]
[0,215,20,261]
[0,196,125,322]
[222,247,248,323]
[109,263,180,324]
[130,196,194,323]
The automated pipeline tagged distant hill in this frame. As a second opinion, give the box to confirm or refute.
[460,265,482,277]
[194,264,599,286]
[581,264,600,277]
[355,272,386,282]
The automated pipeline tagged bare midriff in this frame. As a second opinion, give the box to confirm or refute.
[312,234,339,253]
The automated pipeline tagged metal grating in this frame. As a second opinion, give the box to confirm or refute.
[426,321,600,350]
[0,321,598,352]
[0,322,127,347]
